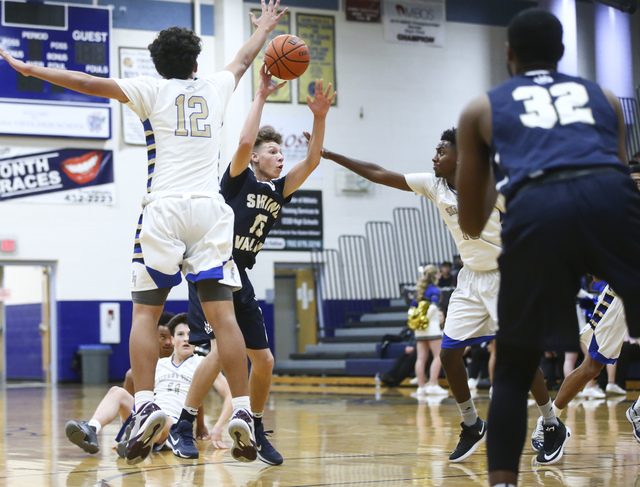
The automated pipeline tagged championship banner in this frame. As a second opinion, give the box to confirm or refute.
[296,14,337,106]
[383,0,446,47]
[251,10,292,103]
[119,47,162,145]
[0,148,115,205]
[265,190,323,251]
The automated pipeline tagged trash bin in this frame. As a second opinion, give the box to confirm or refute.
[78,345,112,384]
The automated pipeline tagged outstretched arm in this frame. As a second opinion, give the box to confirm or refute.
[303,132,411,191]
[456,94,496,237]
[282,79,337,197]
[224,0,288,88]
[229,63,286,178]
[0,46,128,102]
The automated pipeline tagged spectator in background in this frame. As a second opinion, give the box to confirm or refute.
[438,261,454,288]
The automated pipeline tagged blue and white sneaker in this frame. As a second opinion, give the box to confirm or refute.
[167,419,199,459]
[228,408,257,462]
[531,416,544,452]
[626,401,640,443]
[255,423,283,465]
[125,401,166,465]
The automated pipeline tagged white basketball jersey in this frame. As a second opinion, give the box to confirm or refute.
[154,354,204,419]
[114,72,235,194]
[405,173,504,271]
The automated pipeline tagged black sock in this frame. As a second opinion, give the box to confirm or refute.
[179,408,197,424]
[254,416,263,429]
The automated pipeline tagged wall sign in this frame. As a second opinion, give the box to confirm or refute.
[0,1,112,138]
[266,190,323,251]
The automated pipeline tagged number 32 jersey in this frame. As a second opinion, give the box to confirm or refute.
[488,70,625,200]
[114,72,235,194]
[220,166,293,270]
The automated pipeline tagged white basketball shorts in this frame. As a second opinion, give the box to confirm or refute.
[580,286,626,364]
[131,193,241,292]
[441,266,499,349]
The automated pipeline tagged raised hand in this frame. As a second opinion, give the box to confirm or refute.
[257,62,286,98]
[306,79,337,118]
[250,0,288,33]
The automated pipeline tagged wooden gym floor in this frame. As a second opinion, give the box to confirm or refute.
[1,379,639,486]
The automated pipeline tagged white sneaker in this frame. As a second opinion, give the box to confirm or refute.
[425,384,448,395]
[605,383,626,395]
[468,378,478,390]
[416,386,427,396]
[409,377,419,385]
[582,386,606,399]
[626,401,640,443]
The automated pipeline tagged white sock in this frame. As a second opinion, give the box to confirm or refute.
[458,398,478,426]
[88,418,102,434]
[538,399,558,425]
[134,390,154,411]
[253,411,264,419]
[232,396,251,412]
[553,402,564,419]
[633,398,640,414]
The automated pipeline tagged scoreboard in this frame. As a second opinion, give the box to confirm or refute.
[0,1,111,139]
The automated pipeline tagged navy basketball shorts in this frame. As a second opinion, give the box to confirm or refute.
[498,170,640,351]
[187,268,270,350]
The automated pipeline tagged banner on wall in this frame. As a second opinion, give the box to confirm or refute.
[0,147,115,205]
[119,47,162,145]
[346,0,382,22]
[265,190,323,251]
[296,14,337,106]
[251,10,292,103]
[383,0,446,47]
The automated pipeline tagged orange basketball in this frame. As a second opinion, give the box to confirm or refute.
[264,35,310,80]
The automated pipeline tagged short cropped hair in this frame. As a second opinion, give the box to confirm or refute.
[253,128,283,152]
[166,312,188,336]
[148,27,201,79]
[441,127,457,150]
[158,311,174,328]
[508,8,564,65]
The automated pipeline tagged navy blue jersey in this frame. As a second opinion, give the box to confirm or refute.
[220,165,292,269]
[489,70,624,199]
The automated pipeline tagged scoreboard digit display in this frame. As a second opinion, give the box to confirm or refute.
[0,1,111,139]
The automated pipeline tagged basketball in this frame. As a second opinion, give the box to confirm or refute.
[264,34,310,80]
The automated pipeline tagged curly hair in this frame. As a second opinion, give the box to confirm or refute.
[441,127,457,150]
[253,127,283,151]
[148,27,201,79]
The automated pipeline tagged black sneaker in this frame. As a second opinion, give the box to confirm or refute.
[167,419,199,459]
[125,401,166,465]
[449,418,487,462]
[255,423,283,465]
[65,420,99,454]
[534,419,571,465]
[228,408,257,462]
